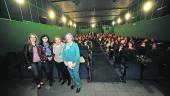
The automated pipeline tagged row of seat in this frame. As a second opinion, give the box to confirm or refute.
[97,38,170,83]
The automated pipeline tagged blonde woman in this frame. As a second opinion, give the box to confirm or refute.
[24,33,43,89]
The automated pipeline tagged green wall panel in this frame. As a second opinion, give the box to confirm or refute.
[79,25,113,33]
[0,18,76,54]
[114,15,170,41]
[79,27,99,33]
[102,25,114,33]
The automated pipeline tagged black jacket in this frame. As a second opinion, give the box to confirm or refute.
[24,44,42,67]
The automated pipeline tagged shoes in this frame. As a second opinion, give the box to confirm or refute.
[68,81,71,86]
[70,85,75,89]
[76,88,81,93]
[58,78,62,82]
[37,84,41,89]
[61,81,66,85]
[40,82,44,86]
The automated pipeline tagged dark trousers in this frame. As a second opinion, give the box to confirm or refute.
[109,50,114,59]
[47,60,53,84]
[41,60,53,84]
[54,61,71,82]
[31,62,42,85]
[41,63,48,80]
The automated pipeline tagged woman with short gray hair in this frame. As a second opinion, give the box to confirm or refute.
[62,33,81,93]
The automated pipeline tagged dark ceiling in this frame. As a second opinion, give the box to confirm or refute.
[50,0,169,25]
[50,0,136,23]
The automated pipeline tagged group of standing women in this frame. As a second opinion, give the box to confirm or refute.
[24,33,81,93]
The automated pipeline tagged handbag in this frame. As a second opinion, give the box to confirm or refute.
[80,56,85,63]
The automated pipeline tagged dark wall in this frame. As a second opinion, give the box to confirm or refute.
[114,15,170,41]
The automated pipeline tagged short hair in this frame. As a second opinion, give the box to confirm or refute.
[65,33,74,40]
[54,35,61,39]
[54,35,62,41]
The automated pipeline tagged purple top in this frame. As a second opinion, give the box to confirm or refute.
[33,46,40,62]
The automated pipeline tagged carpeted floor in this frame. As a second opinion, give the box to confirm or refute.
[0,79,165,96]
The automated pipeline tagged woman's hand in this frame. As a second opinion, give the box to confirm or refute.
[71,63,76,68]
[28,66,32,69]
[64,62,68,67]
[48,57,53,61]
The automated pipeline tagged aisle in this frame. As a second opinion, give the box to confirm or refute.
[91,40,119,82]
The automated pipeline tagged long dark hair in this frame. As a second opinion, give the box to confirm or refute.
[40,35,50,46]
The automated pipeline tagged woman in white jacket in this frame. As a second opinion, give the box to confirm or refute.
[53,36,71,86]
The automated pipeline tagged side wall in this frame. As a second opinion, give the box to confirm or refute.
[114,15,170,41]
[0,18,76,54]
